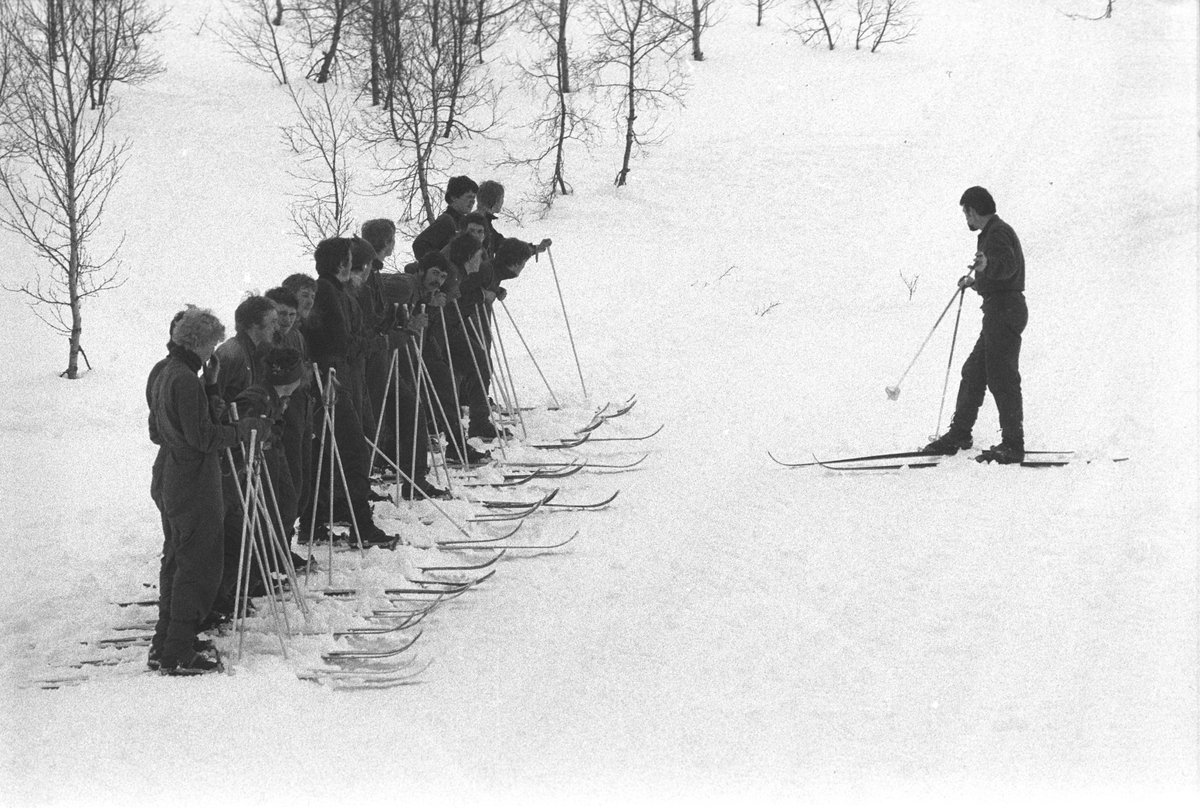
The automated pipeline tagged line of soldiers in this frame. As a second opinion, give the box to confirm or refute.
[145,177,549,675]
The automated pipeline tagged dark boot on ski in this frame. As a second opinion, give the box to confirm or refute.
[921,431,973,456]
[358,524,400,549]
[445,444,491,467]
[148,639,216,671]
[976,443,1025,465]
[159,648,223,676]
[401,479,451,501]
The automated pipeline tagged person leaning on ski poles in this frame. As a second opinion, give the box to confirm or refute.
[922,186,1028,464]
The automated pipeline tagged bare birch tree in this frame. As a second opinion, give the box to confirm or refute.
[0,0,129,379]
[510,0,597,209]
[589,0,688,187]
[745,0,785,27]
[283,81,361,251]
[83,0,165,109]
[652,0,719,62]
[367,0,496,229]
[854,0,914,52]
[221,0,296,85]
[793,0,838,50]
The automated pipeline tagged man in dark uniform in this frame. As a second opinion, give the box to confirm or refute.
[923,186,1028,464]
[411,176,478,260]
[147,307,268,675]
[301,237,398,546]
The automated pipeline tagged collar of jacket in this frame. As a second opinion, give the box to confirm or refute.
[168,343,204,374]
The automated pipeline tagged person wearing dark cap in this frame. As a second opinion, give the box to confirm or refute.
[411,175,478,260]
[147,307,270,675]
[922,186,1028,464]
[300,237,399,547]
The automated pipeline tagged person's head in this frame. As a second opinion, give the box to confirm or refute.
[417,251,454,297]
[172,306,226,362]
[460,211,488,243]
[959,186,996,231]
[281,273,317,321]
[262,346,306,398]
[494,238,533,276]
[165,308,189,346]
[448,231,480,268]
[265,286,300,337]
[361,219,397,261]
[234,295,279,346]
[445,175,478,215]
[476,180,505,216]
[348,237,377,288]
[314,237,353,281]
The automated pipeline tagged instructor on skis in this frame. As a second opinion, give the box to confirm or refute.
[922,186,1028,464]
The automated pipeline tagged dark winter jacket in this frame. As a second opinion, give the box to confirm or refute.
[214,332,262,405]
[483,214,536,283]
[974,215,1025,302]
[148,346,240,511]
[301,275,355,371]
[412,207,464,260]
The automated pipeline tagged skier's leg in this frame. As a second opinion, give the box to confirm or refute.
[948,330,989,438]
[984,297,1028,449]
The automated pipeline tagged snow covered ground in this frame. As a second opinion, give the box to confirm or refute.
[1,0,1196,805]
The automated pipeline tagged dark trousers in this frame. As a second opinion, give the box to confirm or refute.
[281,391,313,527]
[950,293,1028,447]
[304,369,376,537]
[449,326,491,428]
[420,355,469,454]
[372,341,431,481]
[151,454,225,662]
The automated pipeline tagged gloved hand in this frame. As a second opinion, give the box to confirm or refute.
[536,238,552,253]
[236,416,273,443]
[958,275,975,289]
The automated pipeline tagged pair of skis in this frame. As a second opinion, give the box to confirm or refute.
[768,449,1129,471]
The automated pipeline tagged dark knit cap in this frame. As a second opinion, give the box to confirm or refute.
[263,346,304,386]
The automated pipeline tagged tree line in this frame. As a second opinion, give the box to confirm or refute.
[0,0,928,378]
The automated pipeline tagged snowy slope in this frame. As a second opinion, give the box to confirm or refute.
[1,0,1196,806]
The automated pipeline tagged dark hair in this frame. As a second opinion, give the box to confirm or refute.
[281,273,316,295]
[265,286,299,310]
[459,211,488,232]
[959,186,996,216]
[234,295,276,334]
[445,175,478,202]
[447,232,482,266]
[262,346,305,386]
[360,219,396,253]
[314,237,353,278]
[350,237,377,272]
[476,180,504,209]
[494,238,533,270]
[167,308,189,338]
[418,250,455,276]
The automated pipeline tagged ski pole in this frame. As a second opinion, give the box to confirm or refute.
[886,273,973,401]
[546,246,587,399]
[500,299,561,409]
[934,288,967,437]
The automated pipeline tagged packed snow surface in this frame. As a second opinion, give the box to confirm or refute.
[0,1,1196,806]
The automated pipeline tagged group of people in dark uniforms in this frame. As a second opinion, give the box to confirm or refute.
[144,182,1027,675]
[145,176,550,675]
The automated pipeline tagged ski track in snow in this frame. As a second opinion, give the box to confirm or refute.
[1,0,1196,805]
